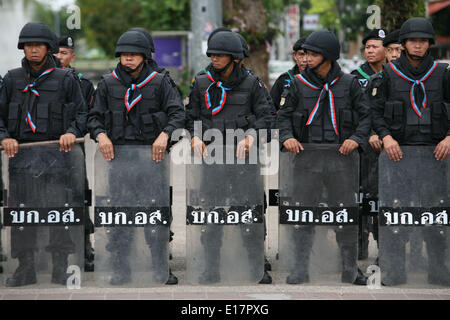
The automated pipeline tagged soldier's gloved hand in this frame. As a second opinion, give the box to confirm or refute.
[152,131,169,163]
[97,133,114,161]
[369,134,383,153]
[59,133,76,152]
[339,139,359,155]
[382,135,402,162]
[191,136,207,159]
[1,138,19,158]
[236,135,254,159]
[282,138,304,154]
[434,136,450,161]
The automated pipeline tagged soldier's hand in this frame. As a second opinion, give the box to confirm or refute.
[369,134,383,153]
[434,136,450,161]
[191,136,207,158]
[97,133,114,161]
[59,133,76,152]
[152,131,169,163]
[339,139,359,155]
[382,135,402,162]
[282,138,304,154]
[1,138,19,158]
[236,135,255,159]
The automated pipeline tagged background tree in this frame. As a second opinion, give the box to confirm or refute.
[374,0,425,31]
[223,0,295,85]
[76,0,190,57]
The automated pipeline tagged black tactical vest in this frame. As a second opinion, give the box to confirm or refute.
[102,72,168,144]
[384,62,448,144]
[7,67,71,141]
[195,73,258,137]
[292,73,357,144]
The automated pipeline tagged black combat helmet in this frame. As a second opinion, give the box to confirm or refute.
[18,22,55,50]
[302,30,340,61]
[293,37,307,51]
[207,27,232,45]
[236,33,250,58]
[128,27,155,53]
[383,29,401,47]
[115,30,151,59]
[399,17,435,45]
[206,31,244,60]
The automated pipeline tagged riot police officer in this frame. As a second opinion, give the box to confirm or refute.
[352,29,388,261]
[270,37,308,111]
[186,31,274,284]
[383,30,403,62]
[53,35,96,272]
[88,30,184,285]
[352,29,387,89]
[55,36,95,109]
[277,30,371,285]
[370,17,450,286]
[0,22,87,287]
[0,75,4,273]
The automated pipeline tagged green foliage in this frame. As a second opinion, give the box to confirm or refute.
[306,0,371,41]
[374,0,425,30]
[76,0,190,57]
[27,0,83,39]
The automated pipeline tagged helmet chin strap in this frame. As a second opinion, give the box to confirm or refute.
[28,54,48,66]
[123,60,145,74]
[310,57,326,72]
[405,48,427,61]
[213,59,235,74]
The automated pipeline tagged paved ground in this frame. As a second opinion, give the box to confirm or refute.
[1,139,449,300]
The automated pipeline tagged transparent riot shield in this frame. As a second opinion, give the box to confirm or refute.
[379,146,450,288]
[1,145,85,288]
[278,144,360,285]
[93,145,170,287]
[186,150,265,285]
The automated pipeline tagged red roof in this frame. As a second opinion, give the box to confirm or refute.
[429,0,450,15]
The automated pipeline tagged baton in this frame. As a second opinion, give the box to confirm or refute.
[0,138,85,150]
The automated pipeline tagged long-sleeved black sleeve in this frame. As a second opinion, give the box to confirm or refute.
[185,77,202,138]
[249,79,276,141]
[270,73,290,111]
[444,67,450,136]
[87,78,108,141]
[348,77,371,146]
[276,80,299,144]
[369,71,392,140]
[64,72,88,138]
[0,72,14,141]
[158,74,186,137]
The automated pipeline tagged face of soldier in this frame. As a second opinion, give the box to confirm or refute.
[385,43,403,62]
[293,49,307,72]
[210,54,232,70]
[120,52,145,70]
[305,50,324,69]
[54,48,75,68]
[24,42,48,63]
[404,38,430,58]
[364,40,385,64]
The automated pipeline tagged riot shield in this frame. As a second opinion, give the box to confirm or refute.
[93,145,170,287]
[1,145,85,288]
[186,151,265,285]
[379,146,450,287]
[278,144,360,285]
